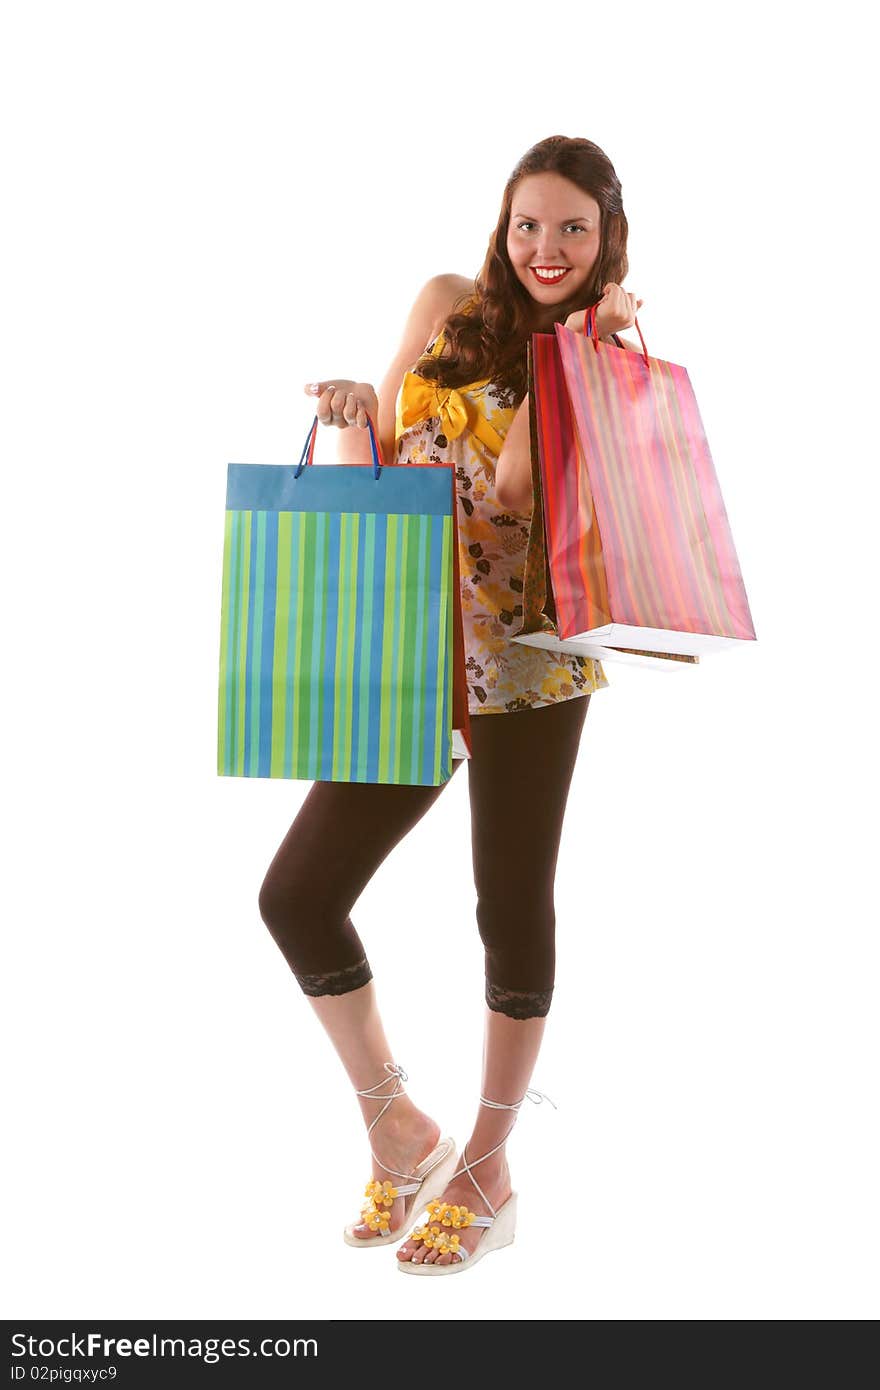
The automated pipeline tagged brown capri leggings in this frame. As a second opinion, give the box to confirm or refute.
[257,693,590,1021]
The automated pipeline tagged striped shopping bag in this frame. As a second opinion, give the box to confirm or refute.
[217,415,471,785]
[514,306,756,669]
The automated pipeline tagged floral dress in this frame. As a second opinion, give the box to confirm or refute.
[394,326,609,716]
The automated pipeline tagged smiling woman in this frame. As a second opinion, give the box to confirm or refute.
[270,133,640,1278]
[507,186,602,324]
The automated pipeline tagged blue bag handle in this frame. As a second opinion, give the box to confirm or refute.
[294,409,384,480]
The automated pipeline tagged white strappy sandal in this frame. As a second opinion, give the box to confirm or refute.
[397,1086,557,1276]
[343,1062,459,1248]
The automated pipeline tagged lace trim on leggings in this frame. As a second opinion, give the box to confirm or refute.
[294,956,373,998]
[485,978,554,1020]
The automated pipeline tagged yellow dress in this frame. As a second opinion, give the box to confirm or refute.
[394,325,609,716]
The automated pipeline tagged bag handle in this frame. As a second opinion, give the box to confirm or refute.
[584,301,650,368]
[294,410,385,480]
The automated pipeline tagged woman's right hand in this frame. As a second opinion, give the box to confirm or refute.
[303,379,378,430]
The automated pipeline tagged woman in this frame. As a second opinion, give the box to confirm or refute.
[258,134,643,1274]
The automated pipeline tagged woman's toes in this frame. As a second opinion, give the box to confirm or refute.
[396,1241,415,1261]
[434,1252,453,1265]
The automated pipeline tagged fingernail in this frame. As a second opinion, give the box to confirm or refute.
[307,383,320,394]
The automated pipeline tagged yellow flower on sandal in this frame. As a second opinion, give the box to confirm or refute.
[364,1209,391,1233]
[364,1178,398,1208]
[423,1199,476,1229]
[407,1220,464,1256]
[360,1178,401,1232]
[445,1205,476,1229]
[434,1232,462,1256]
[410,1223,444,1249]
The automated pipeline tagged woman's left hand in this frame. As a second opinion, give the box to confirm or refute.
[565,283,643,338]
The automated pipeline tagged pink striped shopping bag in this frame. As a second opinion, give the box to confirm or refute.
[513,306,757,668]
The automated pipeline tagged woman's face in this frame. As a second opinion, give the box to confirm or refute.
[506,172,602,326]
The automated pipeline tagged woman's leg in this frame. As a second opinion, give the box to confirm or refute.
[396,693,590,1264]
[258,763,464,1236]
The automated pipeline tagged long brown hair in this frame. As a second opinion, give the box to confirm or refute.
[415,135,629,405]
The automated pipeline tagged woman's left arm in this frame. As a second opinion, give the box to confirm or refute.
[496,290,644,511]
[495,337,642,511]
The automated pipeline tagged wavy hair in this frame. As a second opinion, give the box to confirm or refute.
[414,135,629,404]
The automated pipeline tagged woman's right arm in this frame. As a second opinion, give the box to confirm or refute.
[330,274,461,467]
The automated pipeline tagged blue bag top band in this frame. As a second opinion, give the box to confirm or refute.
[225,461,453,516]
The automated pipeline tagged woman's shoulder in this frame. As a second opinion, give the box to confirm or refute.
[428,274,478,345]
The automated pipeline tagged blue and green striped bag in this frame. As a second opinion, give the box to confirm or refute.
[217,415,471,786]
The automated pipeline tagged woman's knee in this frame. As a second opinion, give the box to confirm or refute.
[475,882,555,949]
[476,890,556,984]
[258,870,365,991]
[257,859,327,957]
[257,872,292,940]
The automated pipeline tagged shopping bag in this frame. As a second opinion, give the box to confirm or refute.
[514,306,757,668]
[217,414,472,786]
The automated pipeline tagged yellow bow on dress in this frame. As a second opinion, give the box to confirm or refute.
[395,338,508,458]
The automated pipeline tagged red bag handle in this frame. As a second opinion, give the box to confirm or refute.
[584,301,650,367]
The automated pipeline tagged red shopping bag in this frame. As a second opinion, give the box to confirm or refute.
[514,306,757,668]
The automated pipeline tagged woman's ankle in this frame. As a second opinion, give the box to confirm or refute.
[459,1142,510,1183]
[362,1097,436,1143]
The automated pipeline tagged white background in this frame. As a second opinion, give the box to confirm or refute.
[2,0,876,1322]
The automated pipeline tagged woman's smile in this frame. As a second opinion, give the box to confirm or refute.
[529,266,573,285]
